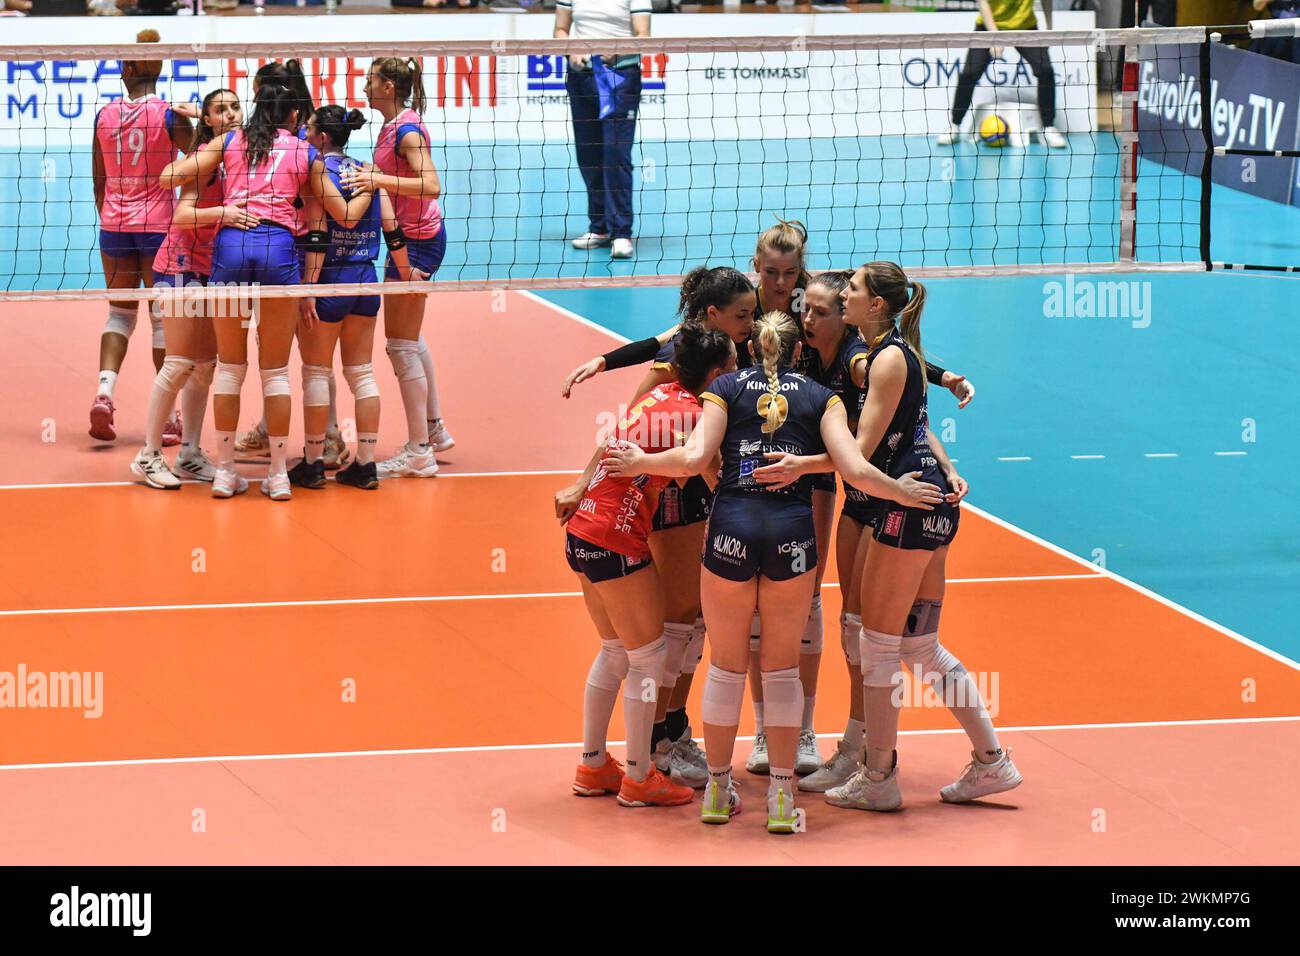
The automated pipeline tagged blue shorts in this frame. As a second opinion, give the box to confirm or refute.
[810,471,837,494]
[209,224,302,287]
[100,230,166,262]
[565,532,650,585]
[152,271,208,289]
[652,474,713,531]
[703,492,817,583]
[386,226,447,280]
[874,500,960,551]
[316,262,380,324]
[841,485,880,529]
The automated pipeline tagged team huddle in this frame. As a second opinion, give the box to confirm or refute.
[556,222,1023,833]
[89,33,451,498]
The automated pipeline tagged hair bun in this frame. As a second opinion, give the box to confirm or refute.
[346,110,366,131]
[136,29,161,44]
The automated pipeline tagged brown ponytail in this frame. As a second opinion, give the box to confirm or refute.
[861,261,925,384]
[373,56,426,115]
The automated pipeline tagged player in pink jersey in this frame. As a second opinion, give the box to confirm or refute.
[133,89,258,490]
[160,83,375,501]
[89,29,193,444]
[340,58,452,480]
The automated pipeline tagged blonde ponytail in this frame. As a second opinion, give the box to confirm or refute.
[861,261,926,389]
[751,310,800,434]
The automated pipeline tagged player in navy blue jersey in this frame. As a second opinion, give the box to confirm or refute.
[555,266,756,789]
[291,105,415,492]
[602,310,942,834]
[819,261,1022,811]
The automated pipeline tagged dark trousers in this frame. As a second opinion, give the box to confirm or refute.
[951,25,1057,128]
[566,64,642,240]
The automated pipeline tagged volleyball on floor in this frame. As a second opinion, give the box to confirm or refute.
[978,115,1010,147]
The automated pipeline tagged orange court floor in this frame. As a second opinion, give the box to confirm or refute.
[0,291,1297,864]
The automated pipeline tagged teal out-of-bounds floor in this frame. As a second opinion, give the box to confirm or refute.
[537,206,1300,666]
[5,133,1293,290]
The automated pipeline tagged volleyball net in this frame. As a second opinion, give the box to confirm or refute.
[0,24,1295,303]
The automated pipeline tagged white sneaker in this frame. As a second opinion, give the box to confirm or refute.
[653,738,708,789]
[260,472,291,501]
[234,421,270,458]
[795,730,823,775]
[940,749,1023,803]
[610,238,635,259]
[377,443,439,478]
[571,232,611,250]
[211,467,249,499]
[131,449,181,490]
[745,732,769,775]
[1040,126,1068,149]
[937,123,961,146]
[427,419,456,453]
[799,738,860,793]
[825,765,903,812]
[673,726,708,775]
[701,777,742,825]
[767,785,799,834]
[172,448,217,482]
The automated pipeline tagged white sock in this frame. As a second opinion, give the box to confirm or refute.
[801,695,816,733]
[398,378,428,447]
[357,432,378,466]
[143,379,178,455]
[326,374,338,434]
[583,638,627,769]
[97,369,119,399]
[269,434,288,475]
[180,369,210,455]
[623,637,667,783]
[769,767,796,798]
[753,701,765,735]
[216,429,235,468]
[708,766,732,789]
[841,717,865,753]
[418,335,440,421]
[304,433,325,464]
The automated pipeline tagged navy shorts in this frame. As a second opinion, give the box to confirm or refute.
[874,501,960,551]
[652,474,713,531]
[565,532,651,584]
[316,262,380,324]
[100,230,166,262]
[152,271,207,289]
[386,226,447,280]
[209,224,302,287]
[703,492,817,583]
[841,485,881,529]
[810,471,837,494]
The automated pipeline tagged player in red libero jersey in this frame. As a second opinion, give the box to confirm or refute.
[567,325,736,809]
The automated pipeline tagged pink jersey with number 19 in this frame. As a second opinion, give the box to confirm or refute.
[373,108,442,240]
[94,94,178,233]
[218,128,312,233]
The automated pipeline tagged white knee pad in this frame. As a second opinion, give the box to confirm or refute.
[586,638,629,693]
[302,364,332,408]
[624,637,666,703]
[748,609,761,654]
[801,594,824,655]
[701,665,746,727]
[150,310,165,350]
[213,361,247,397]
[186,359,215,392]
[385,338,424,382]
[661,622,693,691]
[681,618,706,675]
[260,364,291,398]
[343,363,380,401]
[154,355,195,394]
[103,305,137,340]
[860,627,903,688]
[759,666,804,729]
[840,612,863,666]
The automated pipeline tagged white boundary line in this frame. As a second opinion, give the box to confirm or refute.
[0,573,1102,619]
[963,502,1300,672]
[0,470,583,492]
[1,715,1295,774]
[517,289,633,345]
